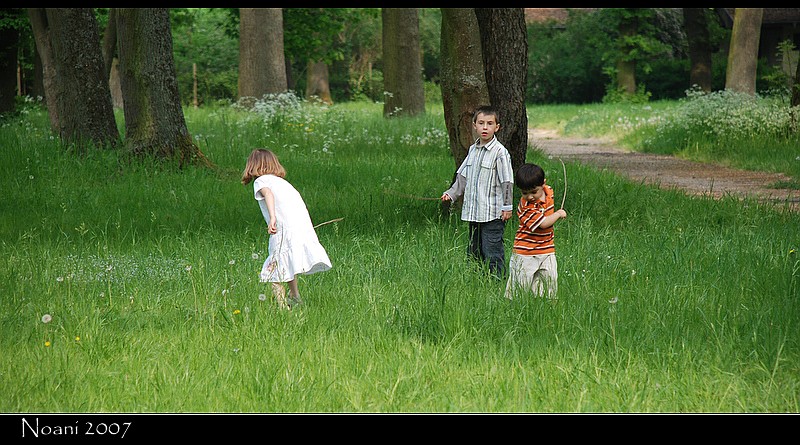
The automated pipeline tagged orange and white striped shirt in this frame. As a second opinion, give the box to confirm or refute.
[512,185,556,255]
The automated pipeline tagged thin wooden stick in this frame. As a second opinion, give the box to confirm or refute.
[382,189,440,201]
[313,217,344,229]
[559,157,567,210]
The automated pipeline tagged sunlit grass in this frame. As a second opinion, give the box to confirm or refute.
[1,98,798,412]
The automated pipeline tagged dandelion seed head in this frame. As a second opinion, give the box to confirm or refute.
[41,314,52,323]
[609,297,618,304]
[56,276,64,282]
[258,294,267,301]
[229,259,236,265]
[251,253,259,260]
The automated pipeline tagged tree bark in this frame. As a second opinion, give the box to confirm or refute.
[683,8,713,92]
[0,12,18,116]
[793,45,800,107]
[725,8,763,95]
[305,60,333,104]
[474,8,528,173]
[117,8,211,167]
[27,8,60,132]
[382,8,425,117]
[440,8,489,170]
[29,8,118,148]
[616,15,637,96]
[238,8,287,105]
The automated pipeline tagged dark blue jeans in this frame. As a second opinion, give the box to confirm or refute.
[468,218,506,279]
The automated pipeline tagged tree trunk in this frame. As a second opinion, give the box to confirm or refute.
[382,8,425,117]
[117,8,211,168]
[683,8,713,92]
[440,8,489,170]
[616,16,637,96]
[27,8,60,132]
[0,13,18,116]
[474,8,528,174]
[30,8,118,148]
[305,60,333,105]
[793,45,800,107]
[725,8,763,95]
[238,8,287,105]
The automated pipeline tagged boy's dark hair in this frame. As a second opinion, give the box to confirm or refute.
[473,105,499,124]
[515,163,545,190]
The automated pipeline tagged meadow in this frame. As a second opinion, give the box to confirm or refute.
[1,96,798,413]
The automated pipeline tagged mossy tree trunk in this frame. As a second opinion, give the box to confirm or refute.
[238,8,287,105]
[116,8,211,168]
[28,8,118,148]
[440,8,490,170]
[725,8,763,95]
[382,8,425,118]
[474,7,528,174]
[683,8,713,93]
[0,10,18,116]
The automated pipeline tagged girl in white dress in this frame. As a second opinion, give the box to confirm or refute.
[241,149,332,309]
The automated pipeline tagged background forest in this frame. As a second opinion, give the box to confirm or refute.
[5,8,796,110]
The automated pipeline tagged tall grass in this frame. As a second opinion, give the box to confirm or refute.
[1,98,798,412]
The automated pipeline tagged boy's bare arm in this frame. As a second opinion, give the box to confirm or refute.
[538,209,567,229]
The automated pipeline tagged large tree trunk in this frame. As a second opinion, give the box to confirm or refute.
[616,14,637,96]
[382,8,425,117]
[305,60,333,105]
[0,11,18,116]
[683,8,713,92]
[29,8,118,148]
[474,8,528,174]
[725,8,763,95]
[27,8,60,132]
[238,8,287,106]
[117,8,211,168]
[440,8,489,170]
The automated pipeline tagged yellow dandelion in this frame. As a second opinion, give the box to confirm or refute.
[75,336,80,341]
[233,309,241,315]
[44,341,51,347]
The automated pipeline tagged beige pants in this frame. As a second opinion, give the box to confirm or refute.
[504,252,558,300]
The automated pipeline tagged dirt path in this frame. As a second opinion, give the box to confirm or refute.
[529,128,800,211]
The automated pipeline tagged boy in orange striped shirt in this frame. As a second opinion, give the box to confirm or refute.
[504,163,567,300]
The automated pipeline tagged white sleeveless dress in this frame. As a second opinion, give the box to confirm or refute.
[253,174,332,283]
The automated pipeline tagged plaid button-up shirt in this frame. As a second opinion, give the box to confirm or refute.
[445,136,514,223]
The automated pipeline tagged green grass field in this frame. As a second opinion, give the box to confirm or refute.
[1,99,798,412]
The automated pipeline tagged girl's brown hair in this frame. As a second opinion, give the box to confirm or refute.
[241,149,287,185]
